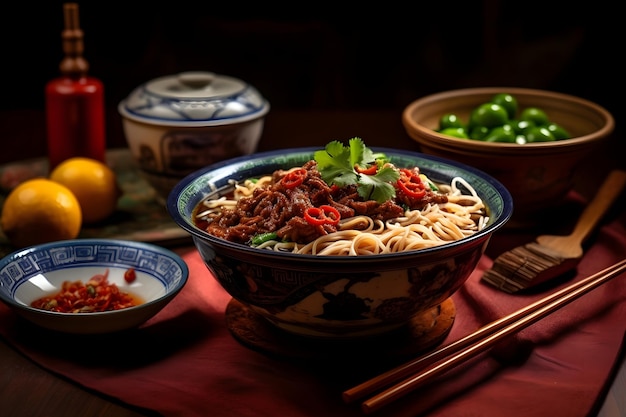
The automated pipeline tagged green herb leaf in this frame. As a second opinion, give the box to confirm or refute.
[357,167,398,201]
[314,140,358,186]
[349,137,368,167]
[314,138,399,203]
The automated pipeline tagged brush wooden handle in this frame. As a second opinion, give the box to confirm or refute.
[536,170,626,258]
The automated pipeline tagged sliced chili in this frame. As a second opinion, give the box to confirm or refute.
[30,269,141,313]
[304,205,341,226]
[397,168,427,199]
[355,164,378,175]
[281,168,307,189]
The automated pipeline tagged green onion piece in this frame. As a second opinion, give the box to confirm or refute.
[251,232,278,246]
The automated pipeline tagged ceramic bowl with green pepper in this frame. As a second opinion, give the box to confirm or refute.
[402,87,614,224]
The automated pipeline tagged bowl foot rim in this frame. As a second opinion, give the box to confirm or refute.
[224,297,455,361]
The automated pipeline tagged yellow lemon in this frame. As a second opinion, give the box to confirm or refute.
[1,178,82,248]
[49,157,121,224]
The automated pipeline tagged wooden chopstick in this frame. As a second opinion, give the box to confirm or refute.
[343,258,626,414]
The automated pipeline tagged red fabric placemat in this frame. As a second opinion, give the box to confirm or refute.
[0,220,625,417]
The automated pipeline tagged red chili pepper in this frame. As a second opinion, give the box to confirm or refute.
[304,205,341,226]
[30,268,138,313]
[124,268,137,284]
[281,168,307,188]
[397,168,426,199]
[355,164,378,175]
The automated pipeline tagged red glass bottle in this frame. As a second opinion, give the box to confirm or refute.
[46,3,106,170]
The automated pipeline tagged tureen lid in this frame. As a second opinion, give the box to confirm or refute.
[118,71,270,127]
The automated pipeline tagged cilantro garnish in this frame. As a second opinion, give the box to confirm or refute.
[314,138,399,203]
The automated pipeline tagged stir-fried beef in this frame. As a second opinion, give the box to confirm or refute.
[395,191,449,209]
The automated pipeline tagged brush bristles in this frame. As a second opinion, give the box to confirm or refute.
[482,243,566,293]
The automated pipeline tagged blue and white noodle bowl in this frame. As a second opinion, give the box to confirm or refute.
[168,148,513,338]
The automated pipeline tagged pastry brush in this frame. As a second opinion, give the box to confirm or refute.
[482,169,626,293]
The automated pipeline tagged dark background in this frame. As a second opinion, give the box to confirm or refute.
[1,1,622,147]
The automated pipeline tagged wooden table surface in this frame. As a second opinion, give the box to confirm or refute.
[0,108,623,417]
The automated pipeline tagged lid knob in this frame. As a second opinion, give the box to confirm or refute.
[177,72,216,89]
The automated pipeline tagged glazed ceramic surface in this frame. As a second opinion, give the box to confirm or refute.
[167,148,513,338]
[118,71,270,203]
[402,87,614,221]
[119,71,269,126]
[0,239,188,334]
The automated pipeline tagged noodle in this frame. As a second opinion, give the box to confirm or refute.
[195,161,488,256]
